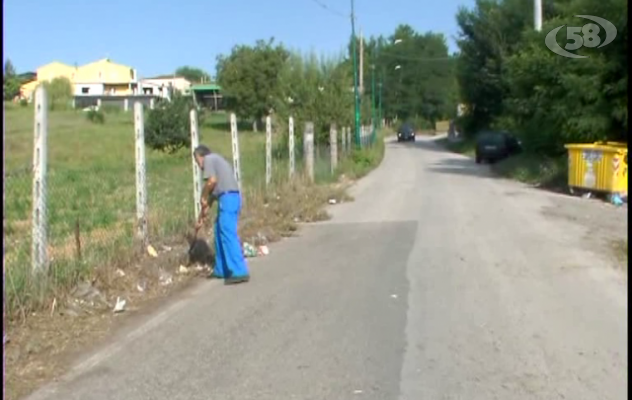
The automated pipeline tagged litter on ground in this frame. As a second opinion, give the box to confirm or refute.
[147,245,159,258]
[113,297,126,313]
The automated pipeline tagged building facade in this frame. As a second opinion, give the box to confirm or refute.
[20,58,139,100]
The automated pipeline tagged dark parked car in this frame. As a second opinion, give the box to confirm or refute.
[397,122,416,142]
[475,131,522,164]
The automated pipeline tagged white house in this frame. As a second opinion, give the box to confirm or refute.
[139,75,191,99]
[74,83,106,96]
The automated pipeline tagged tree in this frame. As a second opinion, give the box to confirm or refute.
[455,0,532,135]
[175,66,211,83]
[350,25,457,126]
[41,76,73,110]
[3,59,21,100]
[216,38,290,127]
[273,51,354,146]
[144,94,195,153]
[456,0,628,154]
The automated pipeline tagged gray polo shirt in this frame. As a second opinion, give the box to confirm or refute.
[202,153,239,197]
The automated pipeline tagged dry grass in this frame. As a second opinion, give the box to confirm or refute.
[3,104,343,322]
[3,102,386,400]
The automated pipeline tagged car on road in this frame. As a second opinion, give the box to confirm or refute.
[475,131,522,164]
[397,122,416,142]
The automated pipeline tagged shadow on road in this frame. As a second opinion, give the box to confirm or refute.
[389,137,452,154]
[393,137,498,179]
[406,138,626,207]
[424,157,497,179]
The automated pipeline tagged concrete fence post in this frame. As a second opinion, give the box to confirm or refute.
[304,122,315,182]
[341,126,347,156]
[330,123,338,174]
[190,109,202,221]
[133,102,149,246]
[265,115,272,187]
[288,116,295,179]
[31,85,49,274]
[230,113,243,194]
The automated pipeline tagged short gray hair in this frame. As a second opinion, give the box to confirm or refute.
[193,144,211,158]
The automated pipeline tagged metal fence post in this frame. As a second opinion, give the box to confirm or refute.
[31,85,49,274]
[133,102,149,246]
[265,115,272,187]
[304,122,315,182]
[230,113,242,193]
[330,123,338,174]
[288,116,295,179]
[190,109,202,221]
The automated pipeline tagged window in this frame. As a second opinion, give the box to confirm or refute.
[81,87,90,94]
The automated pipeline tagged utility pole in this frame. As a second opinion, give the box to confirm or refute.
[378,75,383,128]
[359,29,364,96]
[534,0,542,31]
[350,0,361,147]
[370,46,377,143]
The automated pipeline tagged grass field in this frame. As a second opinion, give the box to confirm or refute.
[4,103,362,321]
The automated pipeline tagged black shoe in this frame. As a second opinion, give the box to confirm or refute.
[224,275,250,285]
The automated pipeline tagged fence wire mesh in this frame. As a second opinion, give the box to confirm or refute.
[4,92,362,320]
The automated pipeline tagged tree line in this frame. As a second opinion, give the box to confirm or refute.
[213,25,458,143]
[456,0,627,155]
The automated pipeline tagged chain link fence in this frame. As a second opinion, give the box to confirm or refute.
[4,86,373,320]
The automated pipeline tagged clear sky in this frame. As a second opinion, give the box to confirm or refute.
[3,0,474,78]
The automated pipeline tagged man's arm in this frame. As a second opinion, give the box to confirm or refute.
[198,155,218,224]
[201,176,217,202]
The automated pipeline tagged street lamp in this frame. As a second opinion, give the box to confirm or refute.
[370,62,376,144]
[378,81,383,129]
[350,0,361,148]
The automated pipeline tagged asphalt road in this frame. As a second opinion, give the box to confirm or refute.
[26,136,627,400]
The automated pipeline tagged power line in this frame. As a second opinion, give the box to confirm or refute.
[379,53,455,62]
[308,0,348,19]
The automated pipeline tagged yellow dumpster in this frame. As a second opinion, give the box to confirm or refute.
[564,142,628,194]
[594,141,627,147]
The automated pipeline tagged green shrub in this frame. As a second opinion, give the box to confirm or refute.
[19,98,28,107]
[144,94,194,154]
[86,108,105,124]
[101,104,121,114]
[41,77,73,111]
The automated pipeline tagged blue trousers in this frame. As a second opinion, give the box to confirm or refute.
[214,192,249,278]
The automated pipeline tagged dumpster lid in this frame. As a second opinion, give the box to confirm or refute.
[564,143,628,153]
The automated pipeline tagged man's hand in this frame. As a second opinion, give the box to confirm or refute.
[194,218,204,233]
[200,197,208,210]
[195,203,209,233]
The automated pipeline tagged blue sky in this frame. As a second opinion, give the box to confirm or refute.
[3,0,474,78]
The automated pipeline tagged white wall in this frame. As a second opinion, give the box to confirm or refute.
[141,77,191,92]
[75,83,105,96]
